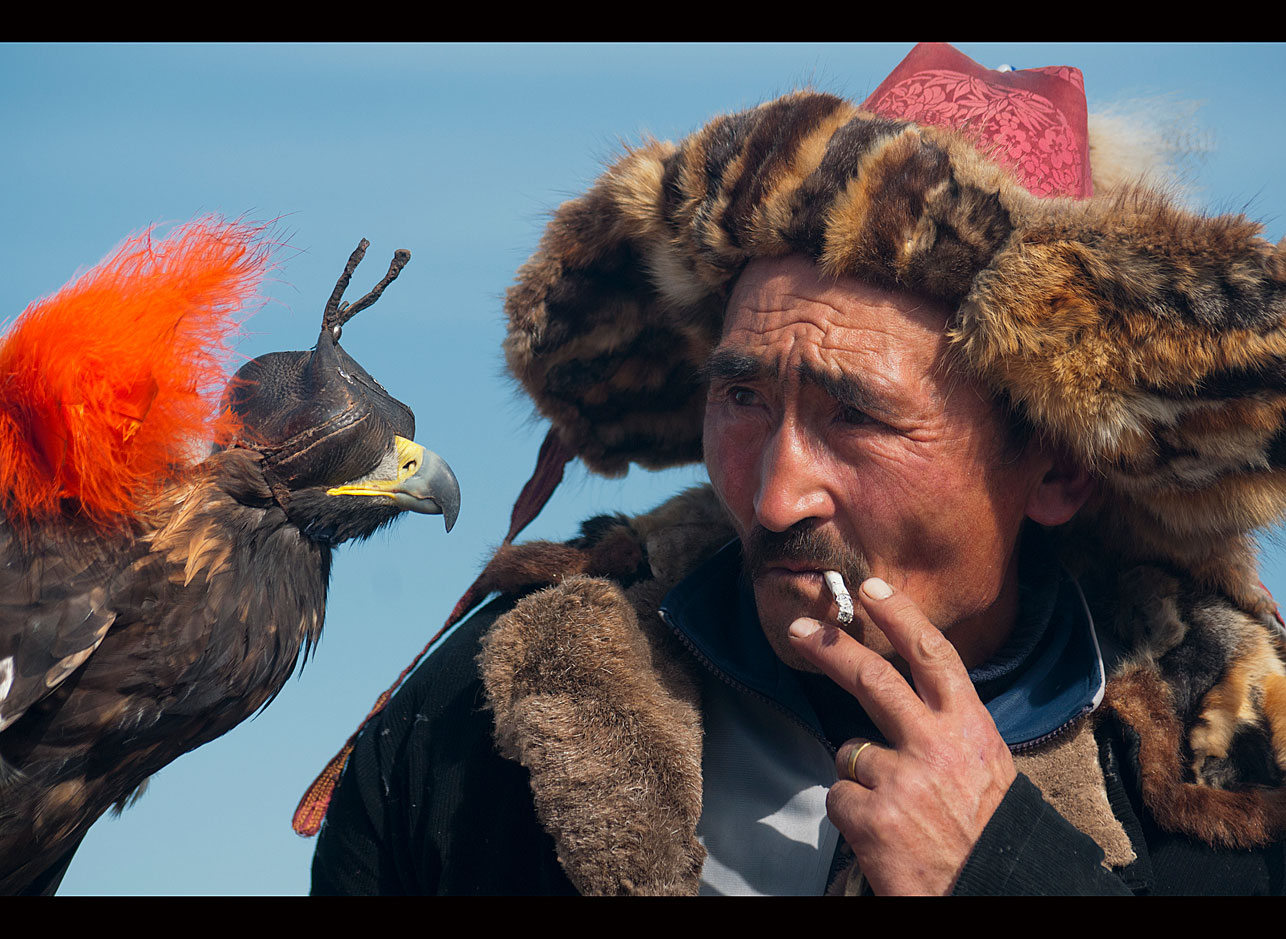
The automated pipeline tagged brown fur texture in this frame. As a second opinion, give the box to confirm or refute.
[1014,719,1135,869]
[480,577,705,895]
[500,90,1286,855]
[477,488,732,895]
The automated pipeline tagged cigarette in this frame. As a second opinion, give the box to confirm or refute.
[822,570,854,625]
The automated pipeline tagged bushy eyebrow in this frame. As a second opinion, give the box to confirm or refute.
[700,348,887,417]
[699,349,771,384]
[808,366,885,417]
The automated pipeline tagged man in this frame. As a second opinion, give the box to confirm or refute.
[309,43,1286,894]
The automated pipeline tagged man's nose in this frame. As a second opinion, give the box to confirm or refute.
[753,420,834,533]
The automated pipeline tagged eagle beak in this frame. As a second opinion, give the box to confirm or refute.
[326,436,461,531]
[394,439,461,531]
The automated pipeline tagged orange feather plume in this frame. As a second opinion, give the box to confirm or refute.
[0,218,272,528]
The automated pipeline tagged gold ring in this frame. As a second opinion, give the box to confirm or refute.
[844,741,875,782]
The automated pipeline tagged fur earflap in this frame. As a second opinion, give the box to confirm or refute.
[0,218,271,528]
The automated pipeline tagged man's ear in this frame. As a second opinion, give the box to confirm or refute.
[1024,450,1094,527]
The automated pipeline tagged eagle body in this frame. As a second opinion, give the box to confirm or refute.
[0,450,330,893]
[0,226,458,894]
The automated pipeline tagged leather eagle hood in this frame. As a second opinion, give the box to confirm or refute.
[227,241,416,493]
[502,86,1286,612]
[228,328,414,491]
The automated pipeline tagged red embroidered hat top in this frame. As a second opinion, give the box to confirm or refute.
[863,42,1092,199]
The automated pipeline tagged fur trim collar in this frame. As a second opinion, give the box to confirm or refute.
[478,488,731,895]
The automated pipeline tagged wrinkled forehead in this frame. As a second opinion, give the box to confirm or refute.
[726,256,954,331]
[718,255,957,383]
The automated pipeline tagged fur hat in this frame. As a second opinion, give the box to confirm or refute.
[503,47,1286,610]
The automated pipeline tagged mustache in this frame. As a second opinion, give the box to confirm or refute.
[742,524,870,587]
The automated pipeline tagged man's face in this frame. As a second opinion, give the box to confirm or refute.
[702,256,1053,670]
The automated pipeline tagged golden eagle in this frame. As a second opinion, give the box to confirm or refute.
[0,222,459,894]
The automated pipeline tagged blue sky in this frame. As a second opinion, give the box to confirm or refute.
[3,42,1284,894]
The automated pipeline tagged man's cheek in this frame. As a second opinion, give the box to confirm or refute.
[704,420,759,527]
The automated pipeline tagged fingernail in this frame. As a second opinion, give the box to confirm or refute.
[862,577,893,600]
[789,618,821,639]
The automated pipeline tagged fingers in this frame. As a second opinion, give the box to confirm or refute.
[788,576,977,737]
[854,577,974,711]
[788,615,926,741]
[829,739,886,854]
[836,738,890,788]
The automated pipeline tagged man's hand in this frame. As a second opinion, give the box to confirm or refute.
[788,576,1015,895]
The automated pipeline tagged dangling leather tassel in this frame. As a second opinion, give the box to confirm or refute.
[292,427,575,836]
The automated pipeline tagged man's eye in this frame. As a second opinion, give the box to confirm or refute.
[729,387,759,407]
[838,405,875,426]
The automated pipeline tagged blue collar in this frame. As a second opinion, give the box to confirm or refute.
[659,540,1104,748]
